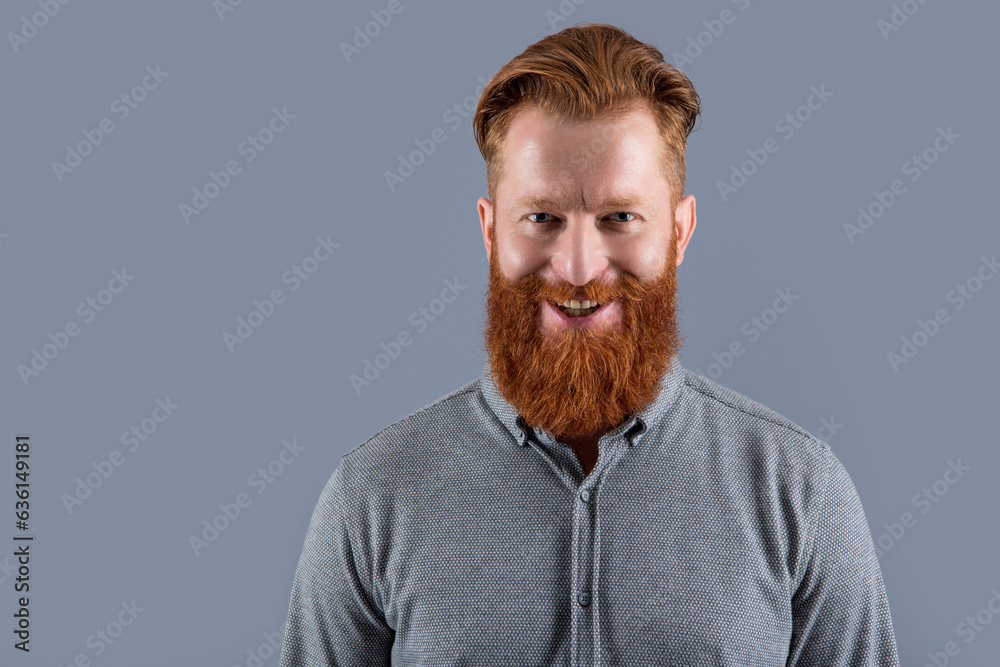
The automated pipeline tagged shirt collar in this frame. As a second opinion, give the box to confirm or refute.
[479,354,687,449]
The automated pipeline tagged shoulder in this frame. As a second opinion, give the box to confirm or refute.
[332,377,486,487]
[677,368,835,476]
[678,370,850,578]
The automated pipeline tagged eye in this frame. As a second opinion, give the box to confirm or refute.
[527,212,636,224]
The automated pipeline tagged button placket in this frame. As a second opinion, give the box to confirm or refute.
[572,470,599,664]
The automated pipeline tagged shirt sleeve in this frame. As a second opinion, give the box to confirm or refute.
[279,462,395,667]
[786,449,901,667]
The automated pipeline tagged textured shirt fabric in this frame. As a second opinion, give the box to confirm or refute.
[279,356,900,666]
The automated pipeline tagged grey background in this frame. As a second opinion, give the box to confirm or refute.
[1,0,997,665]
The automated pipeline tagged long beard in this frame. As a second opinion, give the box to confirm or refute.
[483,225,684,440]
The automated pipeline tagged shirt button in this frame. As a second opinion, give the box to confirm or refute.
[578,592,591,607]
[579,490,590,502]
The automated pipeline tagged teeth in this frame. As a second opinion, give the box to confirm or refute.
[557,299,600,309]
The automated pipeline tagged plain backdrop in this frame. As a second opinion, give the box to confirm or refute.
[1,0,998,665]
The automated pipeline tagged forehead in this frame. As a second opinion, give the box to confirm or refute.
[497,104,669,210]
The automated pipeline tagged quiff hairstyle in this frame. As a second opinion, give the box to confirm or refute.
[473,23,701,214]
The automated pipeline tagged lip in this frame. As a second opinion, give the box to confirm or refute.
[543,299,620,329]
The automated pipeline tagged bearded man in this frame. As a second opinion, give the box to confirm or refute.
[279,23,900,667]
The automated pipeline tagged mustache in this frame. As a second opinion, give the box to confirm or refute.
[498,273,663,306]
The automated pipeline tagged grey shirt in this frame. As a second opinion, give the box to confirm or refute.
[279,357,900,666]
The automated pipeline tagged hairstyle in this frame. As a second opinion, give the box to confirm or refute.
[473,23,701,213]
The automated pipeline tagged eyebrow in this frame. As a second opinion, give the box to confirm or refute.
[512,194,653,213]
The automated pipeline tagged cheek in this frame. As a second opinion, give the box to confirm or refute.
[496,232,669,281]
[643,236,676,277]
[614,241,666,282]
[498,236,547,280]
[636,257,666,283]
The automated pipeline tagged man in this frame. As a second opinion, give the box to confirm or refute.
[279,23,900,666]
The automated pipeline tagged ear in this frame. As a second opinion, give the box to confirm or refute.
[478,196,494,263]
[673,194,696,266]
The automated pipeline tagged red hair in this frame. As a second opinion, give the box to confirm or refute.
[474,23,701,211]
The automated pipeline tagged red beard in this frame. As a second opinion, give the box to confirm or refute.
[483,224,684,440]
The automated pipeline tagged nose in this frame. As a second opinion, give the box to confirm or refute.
[549,216,610,294]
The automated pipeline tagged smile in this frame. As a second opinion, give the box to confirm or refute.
[555,300,601,317]
[545,299,618,328]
